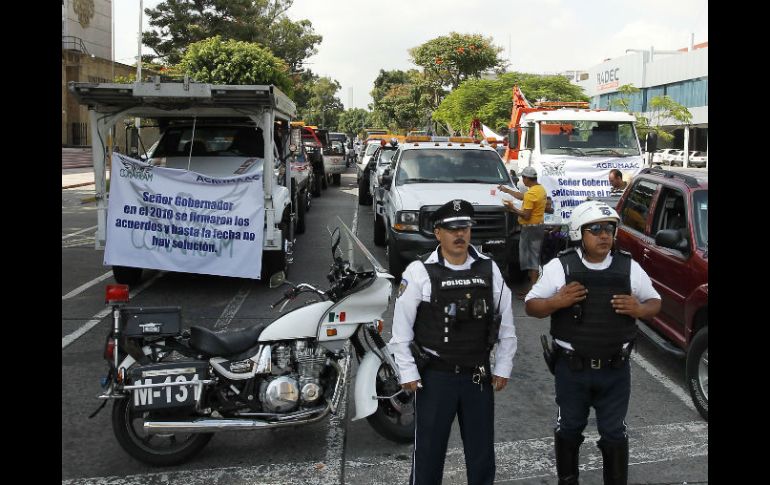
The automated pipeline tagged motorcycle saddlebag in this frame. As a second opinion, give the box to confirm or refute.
[120,306,182,338]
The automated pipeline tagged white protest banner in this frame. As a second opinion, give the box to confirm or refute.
[105,153,265,278]
[536,155,643,220]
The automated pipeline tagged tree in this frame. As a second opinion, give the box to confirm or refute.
[176,36,292,93]
[142,0,322,70]
[409,33,504,92]
[611,84,692,143]
[432,72,588,135]
[298,77,344,129]
[338,109,371,138]
[368,69,429,132]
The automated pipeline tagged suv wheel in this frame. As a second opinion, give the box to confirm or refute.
[686,327,708,421]
[358,171,373,206]
[386,233,405,279]
[373,209,386,246]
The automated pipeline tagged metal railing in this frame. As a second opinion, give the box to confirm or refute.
[62,36,89,55]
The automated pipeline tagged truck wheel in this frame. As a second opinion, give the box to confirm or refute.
[333,174,341,186]
[112,266,143,286]
[387,234,405,279]
[358,172,372,206]
[373,211,386,246]
[296,189,306,234]
[686,327,708,421]
[312,171,323,197]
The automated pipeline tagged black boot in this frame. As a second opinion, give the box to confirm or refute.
[597,437,629,485]
[554,432,584,485]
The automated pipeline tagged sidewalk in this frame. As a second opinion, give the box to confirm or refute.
[62,168,98,189]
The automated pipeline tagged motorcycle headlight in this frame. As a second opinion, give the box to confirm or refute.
[394,211,420,232]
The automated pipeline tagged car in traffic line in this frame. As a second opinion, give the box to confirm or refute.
[367,142,400,244]
[379,136,518,278]
[614,167,708,421]
[323,139,347,186]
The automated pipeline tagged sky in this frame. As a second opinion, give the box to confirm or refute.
[114,0,708,110]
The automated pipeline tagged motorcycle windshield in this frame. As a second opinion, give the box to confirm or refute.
[334,217,388,275]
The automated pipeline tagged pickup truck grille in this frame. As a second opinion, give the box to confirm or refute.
[419,205,511,240]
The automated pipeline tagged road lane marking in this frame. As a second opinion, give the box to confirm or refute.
[631,350,698,414]
[60,421,707,485]
[62,273,162,349]
[214,283,252,330]
[62,271,114,300]
[62,225,97,240]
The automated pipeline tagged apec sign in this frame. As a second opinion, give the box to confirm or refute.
[596,68,620,92]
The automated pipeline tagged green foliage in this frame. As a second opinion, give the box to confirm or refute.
[176,36,292,93]
[368,69,429,132]
[433,72,588,135]
[298,77,344,129]
[612,84,692,142]
[409,33,504,91]
[143,0,321,70]
[338,109,371,137]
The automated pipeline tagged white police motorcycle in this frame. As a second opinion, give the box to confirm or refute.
[94,218,414,466]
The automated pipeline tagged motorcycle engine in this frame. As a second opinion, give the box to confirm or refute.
[259,340,328,413]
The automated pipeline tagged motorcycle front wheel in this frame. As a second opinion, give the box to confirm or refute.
[112,398,213,466]
[366,362,415,443]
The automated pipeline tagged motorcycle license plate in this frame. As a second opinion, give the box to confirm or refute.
[129,362,207,412]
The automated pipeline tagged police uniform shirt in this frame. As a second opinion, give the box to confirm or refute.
[390,246,517,384]
[525,248,660,350]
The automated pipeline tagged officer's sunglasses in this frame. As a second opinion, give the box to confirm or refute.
[583,222,617,236]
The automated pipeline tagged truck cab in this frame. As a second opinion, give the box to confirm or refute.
[379,136,518,278]
[69,79,301,285]
[504,86,645,221]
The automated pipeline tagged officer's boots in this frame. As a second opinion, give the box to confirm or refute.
[554,432,584,485]
[597,437,629,485]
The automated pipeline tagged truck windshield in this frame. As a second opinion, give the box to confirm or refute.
[396,149,509,185]
[539,120,640,157]
[150,126,264,158]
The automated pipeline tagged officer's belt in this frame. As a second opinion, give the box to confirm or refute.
[555,344,632,370]
[425,356,487,374]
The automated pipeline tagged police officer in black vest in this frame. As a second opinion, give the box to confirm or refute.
[390,199,517,485]
[524,200,661,485]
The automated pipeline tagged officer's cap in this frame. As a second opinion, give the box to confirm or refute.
[432,199,475,229]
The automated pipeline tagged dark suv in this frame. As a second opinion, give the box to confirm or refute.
[614,167,708,420]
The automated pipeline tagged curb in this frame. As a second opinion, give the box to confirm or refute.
[62,181,95,190]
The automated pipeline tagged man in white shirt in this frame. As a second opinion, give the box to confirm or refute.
[525,200,661,485]
[390,199,517,485]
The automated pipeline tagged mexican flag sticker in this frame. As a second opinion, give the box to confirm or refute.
[328,311,347,322]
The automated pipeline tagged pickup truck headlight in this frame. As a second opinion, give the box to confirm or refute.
[394,211,420,232]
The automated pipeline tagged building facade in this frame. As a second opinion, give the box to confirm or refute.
[575,41,708,161]
[62,0,155,148]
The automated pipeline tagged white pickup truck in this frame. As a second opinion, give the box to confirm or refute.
[69,79,304,285]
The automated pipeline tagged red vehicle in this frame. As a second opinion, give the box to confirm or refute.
[614,167,708,420]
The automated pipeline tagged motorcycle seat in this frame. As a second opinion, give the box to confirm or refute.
[189,324,266,356]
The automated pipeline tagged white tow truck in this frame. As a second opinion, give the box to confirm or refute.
[503,85,645,219]
[69,78,304,285]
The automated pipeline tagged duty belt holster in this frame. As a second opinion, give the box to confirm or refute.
[409,342,430,373]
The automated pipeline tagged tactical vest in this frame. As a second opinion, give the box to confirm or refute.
[414,248,495,367]
[551,248,637,358]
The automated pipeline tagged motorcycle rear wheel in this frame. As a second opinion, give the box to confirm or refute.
[366,362,415,443]
[112,399,213,466]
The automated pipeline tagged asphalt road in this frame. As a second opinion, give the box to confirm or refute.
[61,168,707,484]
